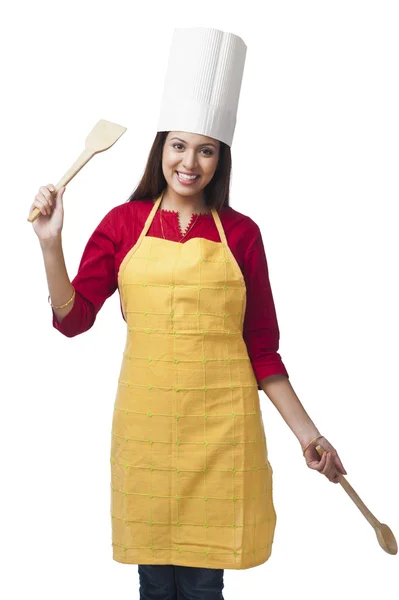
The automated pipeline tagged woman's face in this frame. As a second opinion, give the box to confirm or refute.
[162,131,221,197]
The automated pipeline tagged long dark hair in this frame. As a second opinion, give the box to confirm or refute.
[126,131,232,211]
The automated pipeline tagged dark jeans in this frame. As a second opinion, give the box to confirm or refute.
[138,564,225,600]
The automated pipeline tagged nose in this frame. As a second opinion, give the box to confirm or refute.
[182,149,197,171]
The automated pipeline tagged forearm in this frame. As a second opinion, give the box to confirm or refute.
[40,235,75,324]
[259,374,320,448]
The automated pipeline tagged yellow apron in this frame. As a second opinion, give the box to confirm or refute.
[111,191,277,570]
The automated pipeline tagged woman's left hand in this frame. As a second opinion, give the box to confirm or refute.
[303,436,347,484]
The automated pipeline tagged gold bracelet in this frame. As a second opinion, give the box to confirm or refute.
[48,287,76,309]
[302,434,324,456]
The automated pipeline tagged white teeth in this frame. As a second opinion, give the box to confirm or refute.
[177,172,198,180]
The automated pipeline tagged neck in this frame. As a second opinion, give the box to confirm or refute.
[161,187,209,214]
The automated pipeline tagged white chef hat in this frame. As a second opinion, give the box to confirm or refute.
[157,27,247,147]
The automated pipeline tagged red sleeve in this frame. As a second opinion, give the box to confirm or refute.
[52,208,118,337]
[242,224,289,389]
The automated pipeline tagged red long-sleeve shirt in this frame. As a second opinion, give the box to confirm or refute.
[52,199,289,388]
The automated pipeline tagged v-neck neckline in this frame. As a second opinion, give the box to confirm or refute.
[159,207,212,238]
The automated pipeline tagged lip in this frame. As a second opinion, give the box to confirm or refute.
[176,171,200,177]
[175,171,200,186]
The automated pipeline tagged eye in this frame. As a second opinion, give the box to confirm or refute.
[171,143,213,156]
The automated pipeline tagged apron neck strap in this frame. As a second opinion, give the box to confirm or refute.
[141,189,228,246]
[210,206,228,246]
[138,190,166,243]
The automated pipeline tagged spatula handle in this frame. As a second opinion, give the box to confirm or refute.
[27,148,94,223]
[315,445,380,529]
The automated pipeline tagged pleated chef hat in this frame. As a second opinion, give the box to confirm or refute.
[157,27,247,147]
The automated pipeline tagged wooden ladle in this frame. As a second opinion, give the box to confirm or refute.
[315,445,397,555]
[27,119,127,223]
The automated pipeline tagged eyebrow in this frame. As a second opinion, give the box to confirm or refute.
[169,136,218,149]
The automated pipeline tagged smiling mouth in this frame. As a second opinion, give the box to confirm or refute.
[176,171,200,180]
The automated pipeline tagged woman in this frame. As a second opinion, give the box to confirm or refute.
[30,129,347,600]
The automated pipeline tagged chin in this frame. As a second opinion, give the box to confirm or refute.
[171,185,199,196]
[168,179,207,196]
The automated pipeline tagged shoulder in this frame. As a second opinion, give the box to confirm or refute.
[105,199,154,221]
[98,199,154,231]
[219,203,261,246]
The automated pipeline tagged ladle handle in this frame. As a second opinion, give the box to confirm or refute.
[315,445,380,530]
[27,148,94,223]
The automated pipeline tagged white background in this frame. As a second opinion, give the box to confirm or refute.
[2,1,398,598]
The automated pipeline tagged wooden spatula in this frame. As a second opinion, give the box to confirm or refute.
[315,445,397,555]
[27,119,126,223]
